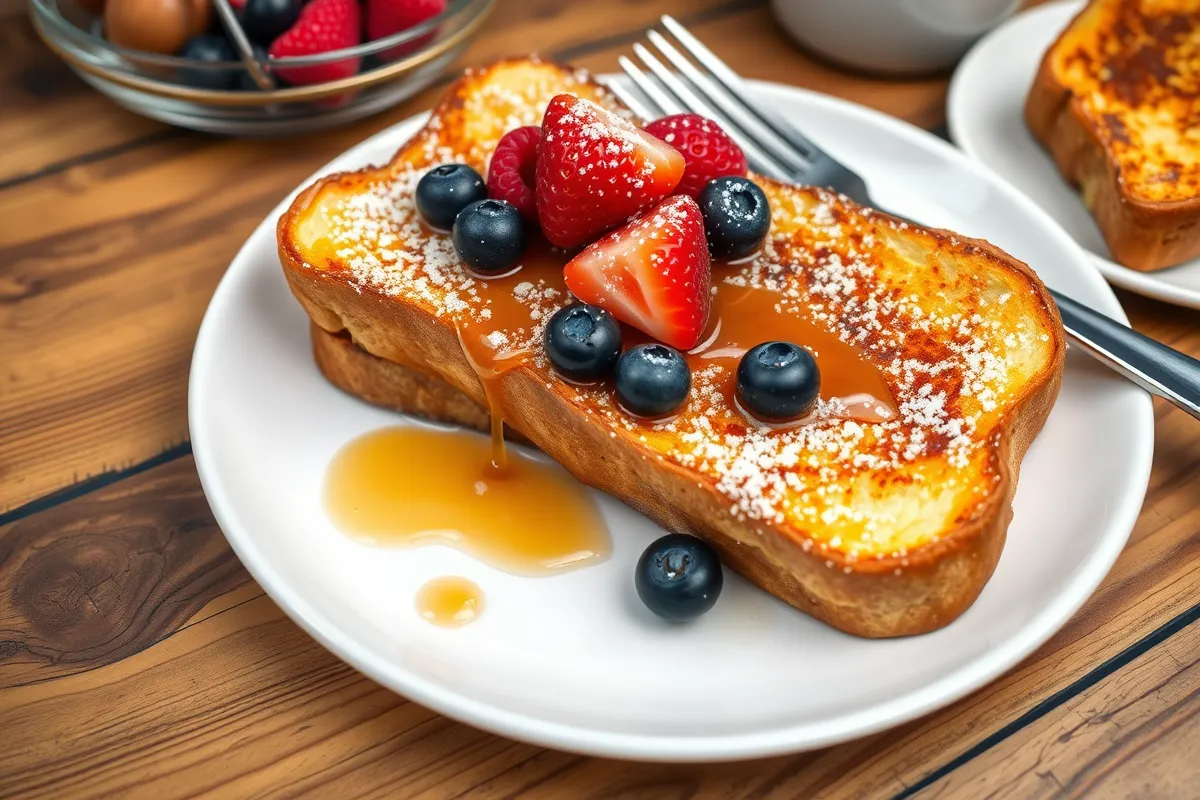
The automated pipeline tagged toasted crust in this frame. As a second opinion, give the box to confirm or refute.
[1025,0,1200,272]
[312,322,1060,637]
[281,57,1066,637]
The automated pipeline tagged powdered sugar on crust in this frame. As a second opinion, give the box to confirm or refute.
[316,66,614,358]
[325,158,568,358]
[558,186,1044,556]
[307,76,1051,559]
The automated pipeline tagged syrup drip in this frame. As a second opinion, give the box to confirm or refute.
[324,426,610,576]
[416,576,484,627]
[451,238,897,432]
[455,237,570,470]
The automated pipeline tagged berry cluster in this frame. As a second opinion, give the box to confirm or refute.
[407,94,831,624]
[99,0,445,90]
[413,94,819,429]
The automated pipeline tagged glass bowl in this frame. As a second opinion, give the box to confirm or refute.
[29,0,494,136]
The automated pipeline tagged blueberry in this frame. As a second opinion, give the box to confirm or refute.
[242,0,302,46]
[361,53,383,73]
[545,303,622,382]
[697,176,770,261]
[451,199,525,274]
[614,344,690,419]
[417,164,488,231]
[635,533,723,622]
[736,341,820,422]
[236,45,270,91]
[178,35,236,91]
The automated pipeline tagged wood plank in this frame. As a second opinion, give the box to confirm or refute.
[5,0,1196,794]
[912,624,1198,799]
[0,15,168,186]
[0,416,1195,797]
[0,0,953,514]
[0,457,247,687]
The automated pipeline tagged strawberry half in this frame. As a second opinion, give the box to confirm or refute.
[536,94,685,249]
[563,195,712,350]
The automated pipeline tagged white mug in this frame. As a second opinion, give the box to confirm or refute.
[770,0,1024,76]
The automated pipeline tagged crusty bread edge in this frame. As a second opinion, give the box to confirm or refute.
[311,319,1060,638]
[297,233,1064,639]
[1024,11,1200,272]
[281,57,1067,637]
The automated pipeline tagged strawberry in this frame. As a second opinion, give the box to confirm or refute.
[268,0,361,87]
[536,94,685,249]
[366,0,445,61]
[563,195,711,350]
[644,114,748,199]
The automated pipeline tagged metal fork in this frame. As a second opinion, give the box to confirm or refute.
[608,15,1200,422]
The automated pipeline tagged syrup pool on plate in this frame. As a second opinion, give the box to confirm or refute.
[323,426,610,576]
[416,576,484,627]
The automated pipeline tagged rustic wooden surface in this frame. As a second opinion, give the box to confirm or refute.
[1,0,1196,797]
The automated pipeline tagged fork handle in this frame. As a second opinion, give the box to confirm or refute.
[1050,289,1200,420]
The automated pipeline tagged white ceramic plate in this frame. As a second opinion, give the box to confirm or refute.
[189,78,1153,762]
[949,0,1200,309]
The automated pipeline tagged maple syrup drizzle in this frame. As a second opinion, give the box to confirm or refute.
[324,236,897,584]
[324,426,610,576]
[416,576,484,627]
[689,281,896,423]
[452,239,897,432]
[454,236,568,470]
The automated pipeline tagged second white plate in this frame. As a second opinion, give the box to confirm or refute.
[949,0,1200,309]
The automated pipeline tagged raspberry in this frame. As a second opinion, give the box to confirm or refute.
[487,126,541,222]
[644,114,748,199]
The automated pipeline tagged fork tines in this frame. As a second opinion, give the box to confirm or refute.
[612,15,822,181]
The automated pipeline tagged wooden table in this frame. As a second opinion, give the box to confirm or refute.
[2,1,1197,796]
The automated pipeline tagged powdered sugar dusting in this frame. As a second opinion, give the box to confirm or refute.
[306,70,1053,560]
[313,69,619,364]
[560,187,1050,555]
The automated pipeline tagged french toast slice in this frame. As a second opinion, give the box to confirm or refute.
[278,57,1066,637]
[1026,0,1200,271]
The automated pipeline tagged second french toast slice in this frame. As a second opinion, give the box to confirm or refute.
[1026,0,1200,271]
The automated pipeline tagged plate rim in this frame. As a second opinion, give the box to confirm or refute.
[189,77,1155,761]
[947,0,1200,309]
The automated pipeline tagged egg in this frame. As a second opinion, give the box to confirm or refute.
[104,0,212,55]
[188,0,214,33]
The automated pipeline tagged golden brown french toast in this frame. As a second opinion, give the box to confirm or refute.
[1026,0,1200,271]
[278,57,1066,637]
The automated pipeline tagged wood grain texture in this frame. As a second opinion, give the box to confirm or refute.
[0,0,953,514]
[0,15,168,187]
[914,624,1199,799]
[1,429,1195,797]
[0,457,248,688]
[3,0,1198,795]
